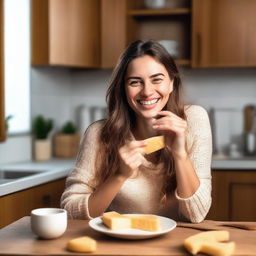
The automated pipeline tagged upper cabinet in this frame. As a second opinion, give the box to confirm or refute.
[31,0,256,69]
[31,0,191,68]
[31,0,127,68]
[192,0,256,68]
[32,0,101,67]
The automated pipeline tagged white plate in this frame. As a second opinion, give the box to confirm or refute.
[88,214,176,240]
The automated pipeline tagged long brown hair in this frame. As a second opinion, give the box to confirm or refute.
[96,40,186,197]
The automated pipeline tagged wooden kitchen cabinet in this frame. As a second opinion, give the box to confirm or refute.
[0,178,66,228]
[207,170,256,221]
[32,0,127,68]
[125,0,191,66]
[101,0,192,67]
[32,0,192,68]
[100,0,127,68]
[192,0,256,67]
[32,0,101,67]
[32,0,256,69]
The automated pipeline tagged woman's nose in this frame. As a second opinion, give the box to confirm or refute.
[141,82,154,96]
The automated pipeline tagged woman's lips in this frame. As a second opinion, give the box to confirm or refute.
[136,98,160,110]
[137,98,160,105]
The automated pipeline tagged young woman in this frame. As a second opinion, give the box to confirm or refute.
[61,40,212,223]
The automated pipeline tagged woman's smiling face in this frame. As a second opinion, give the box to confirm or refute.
[125,55,173,119]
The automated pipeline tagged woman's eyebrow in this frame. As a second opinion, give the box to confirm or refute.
[126,73,165,80]
[150,73,165,78]
[126,76,142,80]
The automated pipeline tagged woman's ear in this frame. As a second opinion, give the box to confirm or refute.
[168,80,174,94]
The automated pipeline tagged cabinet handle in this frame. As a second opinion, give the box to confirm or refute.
[196,33,202,66]
[42,194,52,206]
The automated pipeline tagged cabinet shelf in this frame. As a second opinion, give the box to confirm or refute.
[128,8,191,17]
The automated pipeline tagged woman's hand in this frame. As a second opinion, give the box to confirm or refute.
[152,110,188,159]
[118,140,147,178]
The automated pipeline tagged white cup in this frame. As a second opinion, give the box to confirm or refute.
[31,208,67,239]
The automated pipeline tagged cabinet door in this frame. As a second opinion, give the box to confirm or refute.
[192,0,256,67]
[32,0,100,67]
[101,0,127,68]
[207,170,256,221]
[0,178,66,228]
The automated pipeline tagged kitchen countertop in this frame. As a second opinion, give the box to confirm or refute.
[212,155,256,169]
[0,159,75,196]
[1,156,256,197]
[0,217,255,255]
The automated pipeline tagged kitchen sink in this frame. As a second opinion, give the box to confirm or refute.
[0,170,42,179]
[0,179,13,185]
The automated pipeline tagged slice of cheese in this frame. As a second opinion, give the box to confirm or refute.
[143,135,165,154]
[67,236,97,253]
[129,214,160,231]
[102,211,131,230]
[184,231,235,256]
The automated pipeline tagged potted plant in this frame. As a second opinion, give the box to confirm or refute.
[5,115,13,132]
[32,115,53,161]
[54,121,80,158]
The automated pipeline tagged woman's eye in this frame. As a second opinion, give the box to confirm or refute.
[152,78,163,83]
[129,80,141,86]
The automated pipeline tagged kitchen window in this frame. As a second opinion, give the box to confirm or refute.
[4,0,30,134]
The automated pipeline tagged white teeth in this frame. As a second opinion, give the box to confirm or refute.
[139,99,159,105]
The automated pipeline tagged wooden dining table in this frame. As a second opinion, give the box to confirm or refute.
[0,216,255,255]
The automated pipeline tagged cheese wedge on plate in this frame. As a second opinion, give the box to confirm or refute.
[102,211,160,231]
[143,135,165,154]
[128,214,160,231]
[102,211,131,230]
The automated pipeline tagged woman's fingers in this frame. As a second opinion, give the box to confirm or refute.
[157,110,183,120]
[152,111,188,158]
[124,152,145,169]
[119,140,147,153]
[153,116,187,134]
[130,140,147,148]
[130,141,147,155]
[118,140,147,176]
[153,117,186,127]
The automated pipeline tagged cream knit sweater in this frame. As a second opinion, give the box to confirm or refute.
[61,105,212,223]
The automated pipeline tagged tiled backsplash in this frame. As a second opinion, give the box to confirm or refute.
[1,67,256,164]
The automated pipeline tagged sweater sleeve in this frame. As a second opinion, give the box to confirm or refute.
[175,105,212,223]
[60,121,102,220]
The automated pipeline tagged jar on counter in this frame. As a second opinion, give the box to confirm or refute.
[244,132,256,156]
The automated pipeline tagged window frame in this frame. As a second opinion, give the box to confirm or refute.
[0,0,6,142]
